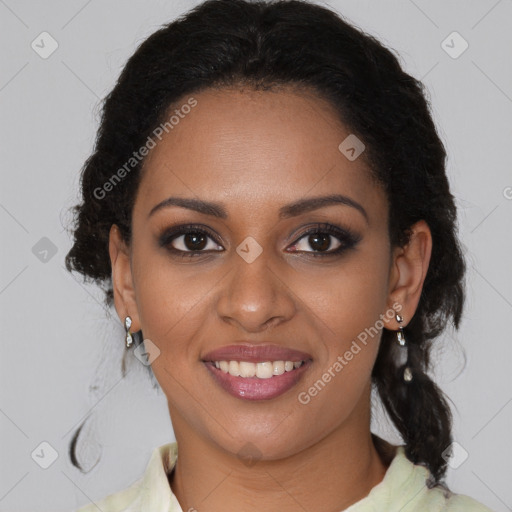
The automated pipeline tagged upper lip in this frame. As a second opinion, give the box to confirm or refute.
[202,343,312,363]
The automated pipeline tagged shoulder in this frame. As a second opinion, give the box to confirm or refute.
[74,478,142,512]
[440,492,495,512]
[368,441,495,512]
[408,484,496,512]
[73,442,178,512]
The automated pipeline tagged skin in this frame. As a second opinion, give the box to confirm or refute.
[109,86,432,512]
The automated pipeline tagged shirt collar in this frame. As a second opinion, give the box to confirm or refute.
[138,442,181,512]
[343,444,432,511]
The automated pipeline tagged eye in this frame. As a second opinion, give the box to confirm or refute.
[159,222,360,260]
[287,223,360,257]
[159,224,223,258]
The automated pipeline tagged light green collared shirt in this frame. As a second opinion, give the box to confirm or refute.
[75,442,494,512]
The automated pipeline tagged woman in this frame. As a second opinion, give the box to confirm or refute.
[66,0,494,510]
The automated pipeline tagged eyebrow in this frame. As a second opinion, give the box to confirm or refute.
[148,194,369,224]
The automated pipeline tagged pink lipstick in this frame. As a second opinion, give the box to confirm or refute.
[202,343,313,401]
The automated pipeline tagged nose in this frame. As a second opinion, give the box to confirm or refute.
[216,247,296,333]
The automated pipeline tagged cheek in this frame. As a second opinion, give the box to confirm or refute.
[292,243,390,404]
[294,244,390,348]
[131,245,215,359]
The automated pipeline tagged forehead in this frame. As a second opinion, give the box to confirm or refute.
[134,86,385,223]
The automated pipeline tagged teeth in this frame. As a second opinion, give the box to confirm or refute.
[273,361,285,375]
[212,360,305,378]
[240,361,257,378]
[228,360,240,376]
[256,361,273,379]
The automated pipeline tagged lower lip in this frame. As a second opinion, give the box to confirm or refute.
[203,360,312,401]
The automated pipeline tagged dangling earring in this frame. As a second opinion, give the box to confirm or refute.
[124,316,133,349]
[395,312,413,382]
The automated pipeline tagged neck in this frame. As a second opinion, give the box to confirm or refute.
[168,393,395,512]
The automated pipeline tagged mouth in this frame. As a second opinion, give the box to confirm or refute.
[207,359,308,377]
[201,343,313,401]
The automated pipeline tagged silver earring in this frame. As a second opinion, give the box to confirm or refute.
[124,316,133,349]
[395,312,413,382]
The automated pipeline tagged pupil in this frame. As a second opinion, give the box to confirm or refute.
[185,232,207,250]
[309,233,330,252]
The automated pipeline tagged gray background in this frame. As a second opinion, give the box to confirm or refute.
[1,0,511,511]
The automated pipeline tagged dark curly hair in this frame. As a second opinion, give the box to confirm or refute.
[65,0,466,487]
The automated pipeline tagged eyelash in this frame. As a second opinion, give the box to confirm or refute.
[158,222,360,259]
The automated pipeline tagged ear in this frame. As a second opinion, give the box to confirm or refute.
[109,224,141,332]
[383,220,432,329]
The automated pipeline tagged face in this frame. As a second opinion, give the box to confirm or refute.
[112,86,401,460]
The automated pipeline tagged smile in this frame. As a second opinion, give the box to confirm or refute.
[203,359,312,400]
[213,359,305,378]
